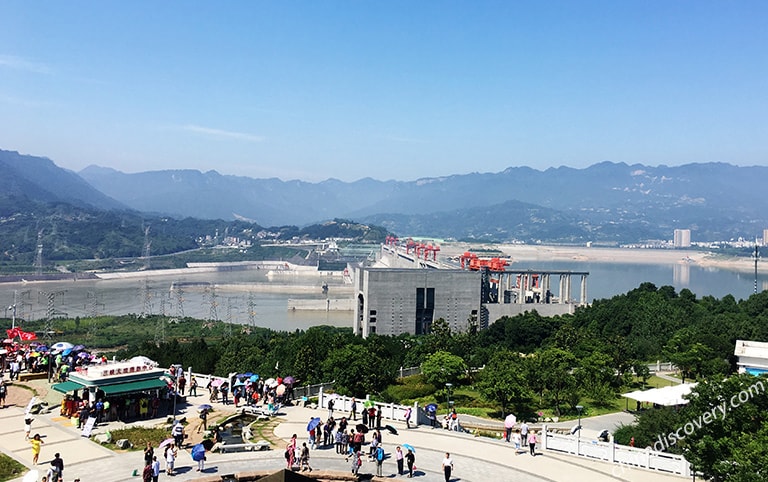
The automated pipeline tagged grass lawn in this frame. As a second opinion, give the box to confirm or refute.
[0,454,26,482]
[103,427,171,451]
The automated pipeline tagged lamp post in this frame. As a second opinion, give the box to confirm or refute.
[5,290,17,329]
[576,405,584,438]
[445,383,453,412]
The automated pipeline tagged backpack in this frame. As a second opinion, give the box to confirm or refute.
[0,385,6,395]
[376,447,384,462]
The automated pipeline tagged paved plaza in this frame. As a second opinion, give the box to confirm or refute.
[0,380,685,482]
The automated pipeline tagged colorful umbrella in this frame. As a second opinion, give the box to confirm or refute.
[72,344,85,351]
[307,417,321,431]
[158,438,175,449]
[283,376,295,385]
[233,379,245,387]
[249,374,259,382]
[402,443,416,453]
[191,443,206,461]
[210,378,224,387]
[198,404,213,411]
[62,348,73,356]
[276,384,286,396]
[425,403,438,413]
[504,414,517,429]
[51,342,74,351]
[35,345,49,352]
[264,378,278,388]
[363,400,376,408]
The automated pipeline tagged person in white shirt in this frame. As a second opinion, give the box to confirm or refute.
[441,452,454,482]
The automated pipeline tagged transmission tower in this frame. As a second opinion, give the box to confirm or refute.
[142,225,151,269]
[225,297,239,337]
[40,290,67,340]
[34,230,44,276]
[247,292,257,327]
[140,278,154,316]
[204,285,219,321]
[86,290,104,317]
[171,282,185,318]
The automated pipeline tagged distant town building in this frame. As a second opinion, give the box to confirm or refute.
[673,229,691,248]
[763,228,768,246]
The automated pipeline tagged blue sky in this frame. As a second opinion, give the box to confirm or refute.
[1,1,766,182]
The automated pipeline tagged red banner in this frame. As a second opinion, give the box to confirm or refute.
[18,330,37,341]
[5,327,21,339]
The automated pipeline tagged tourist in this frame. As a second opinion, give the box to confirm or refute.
[189,376,198,397]
[404,407,412,429]
[172,420,184,448]
[395,445,404,475]
[142,461,153,482]
[528,430,537,456]
[349,398,357,420]
[300,442,312,472]
[143,442,154,467]
[151,455,160,482]
[30,433,44,465]
[327,397,335,418]
[349,449,362,475]
[164,443,177,476]
[405,448,415,478]
[0,380,6,408]
[375,444,385,476]
[286,434,297,469]
[197,408,208,433]
[512,429,522,454]
[49,452,64,480]
[24,416,33,440]
[441,452,454,482]
[520,421,529,447]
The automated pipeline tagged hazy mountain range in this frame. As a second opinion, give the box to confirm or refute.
[3,148,767,244]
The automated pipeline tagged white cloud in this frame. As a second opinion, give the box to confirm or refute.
[179,124,265,143]
[0,55,52,74]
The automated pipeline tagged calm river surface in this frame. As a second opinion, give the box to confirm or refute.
[2,260,766,330]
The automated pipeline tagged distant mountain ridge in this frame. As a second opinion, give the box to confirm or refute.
[0,150,126,211]
[80,159,768,243]
[2,148,766,243]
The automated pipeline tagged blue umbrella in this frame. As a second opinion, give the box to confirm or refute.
[198,404,213,411]
[191,443,206,462]
[72,344,85,352]
[62,348,73,356]
[425,403,438,413]
[35,345,49,352]
[403,443,416,453]
[307,417,321,431]
[249,374,259,382]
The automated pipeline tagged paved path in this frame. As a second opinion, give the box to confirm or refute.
[0,380,687,482]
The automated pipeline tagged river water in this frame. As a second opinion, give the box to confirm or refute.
[2,260,766,331]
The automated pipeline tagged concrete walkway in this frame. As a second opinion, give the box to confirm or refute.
[0,382,687,482]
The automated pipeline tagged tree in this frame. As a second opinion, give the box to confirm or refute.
[421,351,466,387]
[322,344,396,396]
[676,374,768,481]
[476,349,532,417]
[531,348,577,416]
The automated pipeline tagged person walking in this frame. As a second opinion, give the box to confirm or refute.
[327,397,335,418]
[300,442,312,472]
[350,449,361,476]
[405,448,415,478]
[520,421,529,447]
[50,452,64,480]
[395,446,404,475]
[349,398,357,420]
[189,377,198,397]
[165,443,177,476]
[528,430,537,456]
[151,456,160,482]
[375,444,385,476]
[30,433,44,465]
[404,407,412,429]
[172,421,184,448]
[441,452,454,482]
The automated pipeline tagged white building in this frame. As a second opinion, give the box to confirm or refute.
[673,229,691,248]
[734,339,768,375]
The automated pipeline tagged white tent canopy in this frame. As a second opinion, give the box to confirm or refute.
[622,383,697,406]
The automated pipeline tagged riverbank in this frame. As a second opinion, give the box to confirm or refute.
[442,243,768,274]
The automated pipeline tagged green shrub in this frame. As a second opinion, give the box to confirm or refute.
[381,377,436,403]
